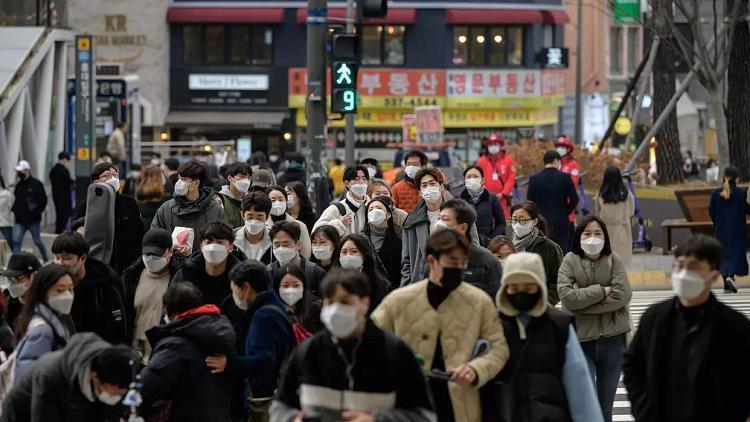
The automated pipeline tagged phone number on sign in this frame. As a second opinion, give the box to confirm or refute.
[381,97,441,108]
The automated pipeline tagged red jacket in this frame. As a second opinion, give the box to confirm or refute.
[476,153,516,218]
[561,156,581,222]
[392,179,421,212]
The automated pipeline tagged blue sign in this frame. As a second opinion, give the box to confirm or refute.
[78,51,90,62]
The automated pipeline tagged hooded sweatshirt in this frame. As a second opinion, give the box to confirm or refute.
[71,258,128,345]
[151,187,229,252]
[218,185,244,229]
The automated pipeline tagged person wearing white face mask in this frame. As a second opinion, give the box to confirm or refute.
[273,264,323,333]
[271,269,435,422]
[0,252,41,340]
[312,166,371,237]
[267,221,327,297]
[623,235,750,422]
[171,222,241,307]
[309,226,341,273]
[557,216,632,422]
[218,162,253,228]
[122,228,181,359]
[392,149,429,213]
[14,264,76,381]
[363,197,403,288]
[233,192,274,265]
[460,165,507,246]
[267,186,312,260]
[336,234,390,313]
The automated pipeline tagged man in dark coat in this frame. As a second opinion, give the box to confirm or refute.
[276,152,307,186]
[49,152,74,234]
[526,151,578,253]
[1,333,134,422]
[10,160,49,261]
[51,233,129,345]
[139,283,237,422]
[623,235,750,422]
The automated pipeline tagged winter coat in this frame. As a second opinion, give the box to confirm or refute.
[107,128,126,160]
[277,168,306,187]
[14,304,73,382]
[0,317,13,356]
[0,189,12,227]
[140,305,237,422]
[595,192,635,269]
[372,280,509,422]
[312,193,370,237]
[295,207,316,237]
[271,321,435,422]
[368,228,403,290]
[74,191,145,274]
[460,188,506,245]
[392,179,421,212]
[465,244,503,299]
[71,257,129,345]
[527,168,578,253]
[11,176,46,225]
[623,294,750,421]
[527,236,564,305]
[137,195,169,232]
[709,185,750,276]
[48,163,72,218]
[171,252,242,307]
[557,252,632,342]
[1,333,124,422]
[218,186,244,229]
[151,187,229,252]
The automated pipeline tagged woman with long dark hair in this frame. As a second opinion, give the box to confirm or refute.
[510,201,563,305]
[267,185,312,260]
[335,233,390,312]
[309,225,340,272]
[595,166,635,268]
[362,196,402,288]
[285,181,316,234]
[272,264,323,333]
[709,166,750,293]
[14,264,76,381]
[135,165,170,230]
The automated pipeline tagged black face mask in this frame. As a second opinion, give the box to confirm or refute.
[440,267,464,291]
[507,291,541,312]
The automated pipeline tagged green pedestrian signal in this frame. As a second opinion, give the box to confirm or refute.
[333,89,358,114]
[332,61,359,114]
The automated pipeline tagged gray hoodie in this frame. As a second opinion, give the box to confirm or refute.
[151,187,229,252]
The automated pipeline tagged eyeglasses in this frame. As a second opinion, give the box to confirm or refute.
[511,218,533,224]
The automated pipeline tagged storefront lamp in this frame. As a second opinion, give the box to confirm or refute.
[283,132,293,141]
[159,131,169,141]
[203,145,212,152]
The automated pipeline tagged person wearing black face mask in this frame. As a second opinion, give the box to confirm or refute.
[372,230,509,422]
[485,252,603,422]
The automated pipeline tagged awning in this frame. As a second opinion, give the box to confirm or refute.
[167,7,284,23]
[445,9,545,25]
[296,8,416,24]
[165,111,288,128]
[542,10,570,24]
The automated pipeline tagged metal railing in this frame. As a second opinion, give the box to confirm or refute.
[0,0,68,28]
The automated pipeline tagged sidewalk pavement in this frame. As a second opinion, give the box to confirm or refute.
[629,249,750,290]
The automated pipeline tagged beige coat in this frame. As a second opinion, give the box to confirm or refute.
[107,128,126,160]
[557,252,632,342]
[595,192,635,269]
[372,280,509,422]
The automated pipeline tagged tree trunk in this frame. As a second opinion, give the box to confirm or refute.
[727,0,750,181]
[652,0,684,184]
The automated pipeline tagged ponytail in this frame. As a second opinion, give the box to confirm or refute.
[720,177,732,200]
[720,166,740,200]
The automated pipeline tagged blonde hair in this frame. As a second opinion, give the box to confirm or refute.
[719,166,740,200]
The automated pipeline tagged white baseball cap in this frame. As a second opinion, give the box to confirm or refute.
[14,160,31,172]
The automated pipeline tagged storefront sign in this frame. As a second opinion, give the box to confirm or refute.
[537,47,569,68]
[402,114,417,144]
[189,74,269,91]
[415,106,444,144]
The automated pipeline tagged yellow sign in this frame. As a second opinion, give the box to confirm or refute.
[77,148,90,161]
[296,109,410,128]
[446,94,565,110]
[614,117,632,135]
[77,37,90,51]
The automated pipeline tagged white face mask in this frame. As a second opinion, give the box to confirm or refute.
[367,167,377,179]
[349,182,368,197]
[97,389,123,406]
[271,201,287,216]
[339,255,363,270]
[233,290,248,310]
[142,255,169,273]
[404,165,420,179]
[465,178,482,191]
[174,180,189,197]
[368,209,387,225]
[580,237,605,256]
[433,220,451,232]
[235,178,251,194]
[512,221,533,238]
[150,158,161,166]
[202,244,228,264]
[556,147,569,157]
[312,246,333,261]
[273,247,297,266]
[244,219,265,236]
[105,176,120,191]
[8,283,29,299]
[280,287,304,307]
[48,291,74,315]
[287,195,297,208]
[672,269,708,301]
[421,186,441,203]
[488,145,501,155]
[321,302,358,339]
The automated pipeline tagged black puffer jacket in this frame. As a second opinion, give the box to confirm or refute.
[11,176,46,225]
[71,258,129,345]
[171,252,242,306]
[1,333,124,422]
[460,189,506,246]
[140,306,237,422]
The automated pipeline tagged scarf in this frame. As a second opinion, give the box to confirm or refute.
[467,188,484,204]
[513,226,540,252]
[369,224,387,252]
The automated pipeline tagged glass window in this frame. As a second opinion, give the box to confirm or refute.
[361,26,382,65]
[452,26,469,65]
[205,25,225,64]
[610,26,623,75]
[252,26,273,65]
[543,24,554,47]
[506,27,523,65]
[230,26,251,64]
[183,25,202,64]
[469,27,486,66]
[488,27,506,66]
[384,26,405,65]
[627,26,639,74]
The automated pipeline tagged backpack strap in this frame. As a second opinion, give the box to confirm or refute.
[333,202,347,216]
[382,330,400,385]
[302,261,318,292]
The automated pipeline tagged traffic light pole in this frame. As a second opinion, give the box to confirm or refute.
[344,0,356,167]
[306,0,331,216]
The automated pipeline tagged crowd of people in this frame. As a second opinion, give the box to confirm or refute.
[0,135,748,422]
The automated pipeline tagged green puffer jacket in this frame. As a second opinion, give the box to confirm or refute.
[557,252,633,342]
